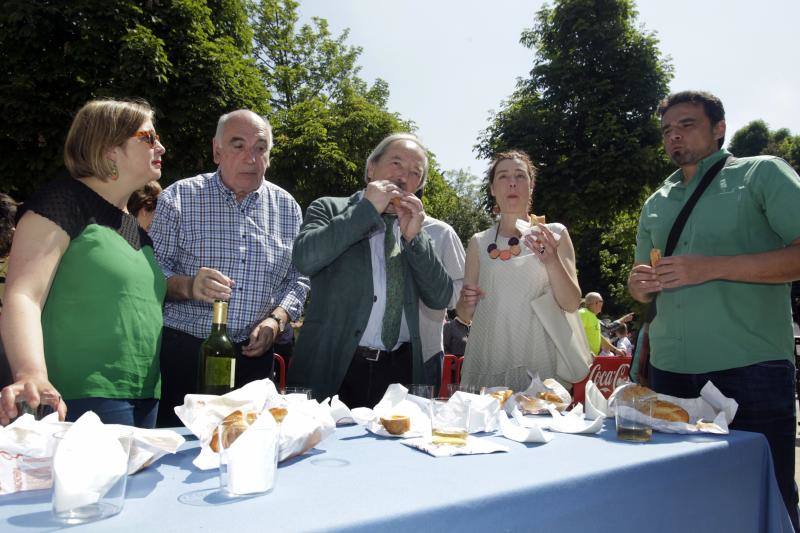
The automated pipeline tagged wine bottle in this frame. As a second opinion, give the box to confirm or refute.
[198,299,236,395]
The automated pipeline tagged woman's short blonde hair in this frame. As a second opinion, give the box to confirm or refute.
[64,99,153,180]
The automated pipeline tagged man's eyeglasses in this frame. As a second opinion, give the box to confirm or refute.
[133,129,160,148]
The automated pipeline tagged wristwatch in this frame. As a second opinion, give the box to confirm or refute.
[268,313,285,332]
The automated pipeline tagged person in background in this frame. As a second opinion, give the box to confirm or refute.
[0,193,19,388]
[613,323,633,356]
[628,90,800,529]
[127,180,162,231]
[577,292,627,356]
[442,315,470,357]
[0,99,166,427]
[418,214,465,387]
[149,110,308,427]
[457,150,582,391]
[0,193,18,311]
[288,133,452,407]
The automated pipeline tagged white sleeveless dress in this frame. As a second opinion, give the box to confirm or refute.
[461,222,567,391]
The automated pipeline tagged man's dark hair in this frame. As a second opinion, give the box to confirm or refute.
[658,90,726,148]
[0,193,18,258]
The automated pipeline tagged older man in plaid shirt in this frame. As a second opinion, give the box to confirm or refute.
[150,110,308,426]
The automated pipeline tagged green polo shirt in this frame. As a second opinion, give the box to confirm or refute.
[634,149,800,374]
[578,308,601,355]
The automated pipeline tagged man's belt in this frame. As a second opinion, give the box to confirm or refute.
[354,343,410,362]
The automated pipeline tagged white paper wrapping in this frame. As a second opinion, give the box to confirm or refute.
[52,413,129,513]
[0,412,184,496]
[401,436,509,457]
[605,380,738,434]
[179,379,336,470]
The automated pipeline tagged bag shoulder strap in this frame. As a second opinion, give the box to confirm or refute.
[664,155,733,257]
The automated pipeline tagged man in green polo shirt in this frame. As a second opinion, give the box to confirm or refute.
[628,90,800,530]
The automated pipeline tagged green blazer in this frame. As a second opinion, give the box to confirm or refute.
[288,192,453,400]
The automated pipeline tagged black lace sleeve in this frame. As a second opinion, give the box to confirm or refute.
[18,179,87,239]
[18,179,149,250]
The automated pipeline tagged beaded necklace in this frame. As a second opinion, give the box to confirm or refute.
[486,214,545,260]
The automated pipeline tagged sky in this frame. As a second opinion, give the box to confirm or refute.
[297,0,800,177]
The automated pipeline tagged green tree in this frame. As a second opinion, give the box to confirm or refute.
[0,0,268,199]
[728,120,771,157]
[477,0,673,314]
[729,120,800,173]
[251,0,471,223]
[424,169,492,247]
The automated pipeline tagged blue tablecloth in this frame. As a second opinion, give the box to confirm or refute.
[1,420,792,532]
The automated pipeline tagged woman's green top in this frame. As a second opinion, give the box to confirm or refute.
[21,179,166,400]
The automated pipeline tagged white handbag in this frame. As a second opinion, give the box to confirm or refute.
[529,290,592,383]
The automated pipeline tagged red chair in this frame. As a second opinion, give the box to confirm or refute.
[439,354,459,397]
[456,356,464,384]
[274,353,287,391]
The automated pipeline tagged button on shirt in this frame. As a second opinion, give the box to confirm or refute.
[150,172,309,342]
[634,149,800,373]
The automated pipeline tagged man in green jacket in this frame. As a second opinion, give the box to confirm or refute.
[288,133,453,407]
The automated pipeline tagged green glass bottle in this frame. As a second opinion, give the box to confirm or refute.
[198,300,236,395]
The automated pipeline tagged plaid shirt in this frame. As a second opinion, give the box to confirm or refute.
[150,172,309,342]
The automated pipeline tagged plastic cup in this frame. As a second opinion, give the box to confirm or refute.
[218,425,280,497]
[429,397,471,447]
[51,428,132,524]
[615,387,655,442]
[281,387,312,399]
[405,384,434,399]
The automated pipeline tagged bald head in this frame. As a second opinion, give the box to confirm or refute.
[584,292,604,316]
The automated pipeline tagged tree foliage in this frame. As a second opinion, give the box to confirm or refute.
[477,0,673,314]
[0,0,268,199]
[729,120,800,173]
[424,169,492,248]
[250,0,471,225]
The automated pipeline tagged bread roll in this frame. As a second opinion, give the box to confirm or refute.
[537,391,563,404]
[651,400,690,423]
[269,407,288,424]
[650,248,662,268]
[489,389,513,407]
[380,415,410,435]
[210,410,258,452]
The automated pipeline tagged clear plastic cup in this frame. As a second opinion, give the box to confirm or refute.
[51,428,132,524]
[218,424,280,497]
[429,397,471,447]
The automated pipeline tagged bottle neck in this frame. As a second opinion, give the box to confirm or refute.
[211,300,229,332]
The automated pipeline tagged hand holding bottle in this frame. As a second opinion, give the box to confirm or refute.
[192,267,234,303]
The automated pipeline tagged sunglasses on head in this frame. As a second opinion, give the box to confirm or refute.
[133,129,160,147]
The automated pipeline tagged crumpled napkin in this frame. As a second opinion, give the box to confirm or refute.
[497,409,552,443]
[178,379,335,470]
[583,380,609,420]
[223,410,280,495]
[51,412,129,513]
[0,411,184,496]
[322,395,355,425]
[606,381,738,434]
[402,436,509,457]
[353,384,430,438]
[544,404,605,434]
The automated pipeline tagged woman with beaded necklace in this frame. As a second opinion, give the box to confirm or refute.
[456,150,581,391]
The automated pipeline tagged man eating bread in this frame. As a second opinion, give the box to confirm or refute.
[627,90,800,530]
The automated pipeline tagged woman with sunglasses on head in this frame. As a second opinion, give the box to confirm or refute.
[0,99,167,428]
[456,150,582,391]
